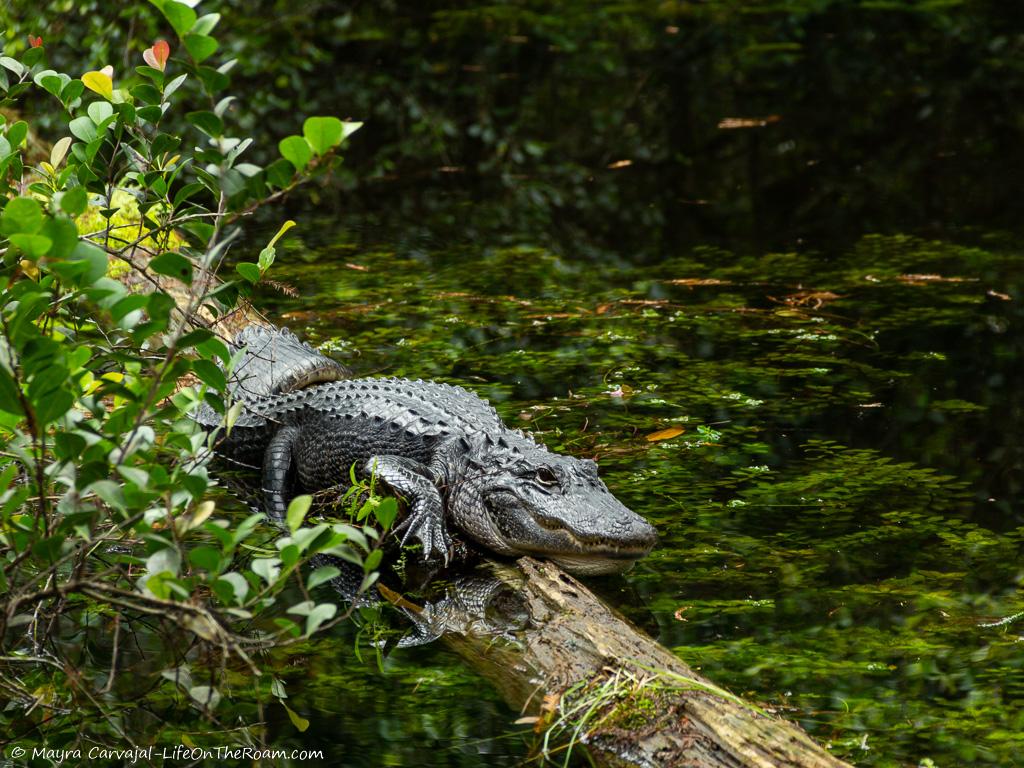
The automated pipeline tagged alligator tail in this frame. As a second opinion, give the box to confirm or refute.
[227,324,349,402]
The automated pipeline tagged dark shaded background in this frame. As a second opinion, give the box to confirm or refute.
[11,0,1024,259]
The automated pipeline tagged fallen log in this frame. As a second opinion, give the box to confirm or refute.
[418,557,849,768]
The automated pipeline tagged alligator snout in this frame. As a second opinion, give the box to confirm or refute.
[627,515,659,551]
[527,497,658,559]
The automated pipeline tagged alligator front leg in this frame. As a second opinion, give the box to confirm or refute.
[364,455,452,564]
[262,426,300,520]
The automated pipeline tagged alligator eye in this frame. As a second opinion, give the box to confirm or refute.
[535,467,558,486]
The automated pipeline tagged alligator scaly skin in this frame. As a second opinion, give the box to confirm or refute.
[206,332,658,574]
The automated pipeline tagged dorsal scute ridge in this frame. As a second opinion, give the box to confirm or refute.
[222,328,508,439]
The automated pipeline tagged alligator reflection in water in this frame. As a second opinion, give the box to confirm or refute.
[381,562,532,649]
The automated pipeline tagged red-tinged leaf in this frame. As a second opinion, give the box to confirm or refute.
[645,426,685,442]
[28,35,43,48]
[144,40,171,72]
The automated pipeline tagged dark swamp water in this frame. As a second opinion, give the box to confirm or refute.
[220,4,1024,761]
[224,217,1023,767]
[18,1,1024,764]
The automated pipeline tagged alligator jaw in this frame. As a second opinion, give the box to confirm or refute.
[525,538,654,575]
[547,554,641,576]
[475,491,657,575]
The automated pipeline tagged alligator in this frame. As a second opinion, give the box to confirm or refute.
[201,325,657,575]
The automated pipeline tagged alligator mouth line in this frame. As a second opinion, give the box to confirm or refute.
[533,545,650,563]
[547,553,641,576]
[506,532,655,563]
[481,494,656,564]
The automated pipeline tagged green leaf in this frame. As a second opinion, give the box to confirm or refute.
[50,136,73,168]
[196,65,229,94]
[40,217,79,259]
[151,133,182,157]
[173,182,205,207]
[304,603,337,636]
[363,548,383,574]
[188,545,222,573]
[88,101,113,125]
[150,251,194,284]
[6,121,28,150]
[282,702,310,732]
[22,47,45,68]
[286,495,312,533]
[188,685,222,710]
[68,116,98,143]
[279,543,299,568]
[59,186,89,216]
[267,219,296,248]
[131,83,163,105]
[33,69,61,93]
[358,571,379,594]
[136,65,164,84]
[251,557,281,584]
[306,566,340,591]
[373,497,399,530]
[115,102,137,124]
[270,677,287,699]
[184,34,218,64]
[146,547,181,578]
[213,572,248,605]
[192,359,226,391]
[257,247,275,272]
[235,262,261,283]
[178,328,213,348]
[341,121,363,142]
[164,73,188,99]
[272,617,302,638]
[287,600,315,617]
[292,523,329,554]
[0,57,25,77]
[154,0,198,39]
[68,241,109,285]
[61,80,85,107]
[32,536,65,564]
[278,135,312,171]
[0,368,23,416]
[302,116,344,156]
[195,336,230,363]
[136,106,163,124]
[1,197,43,235]
[265,158,295,188]
[186,110,223,138]
[88,480,126,511]
[192,13,221,36]
[182,221,215,244]
[110,294,150,322]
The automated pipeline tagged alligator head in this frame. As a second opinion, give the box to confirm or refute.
[447,435,657,575]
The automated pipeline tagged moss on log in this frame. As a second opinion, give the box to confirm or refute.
[432,558,849,768]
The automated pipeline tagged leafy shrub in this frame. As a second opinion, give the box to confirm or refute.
[0,2,382,749]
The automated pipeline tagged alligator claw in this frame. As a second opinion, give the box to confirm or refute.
[364,455,450,564]
[395,510,452,566]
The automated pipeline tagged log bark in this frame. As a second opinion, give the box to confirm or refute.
[431,557,849,768]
